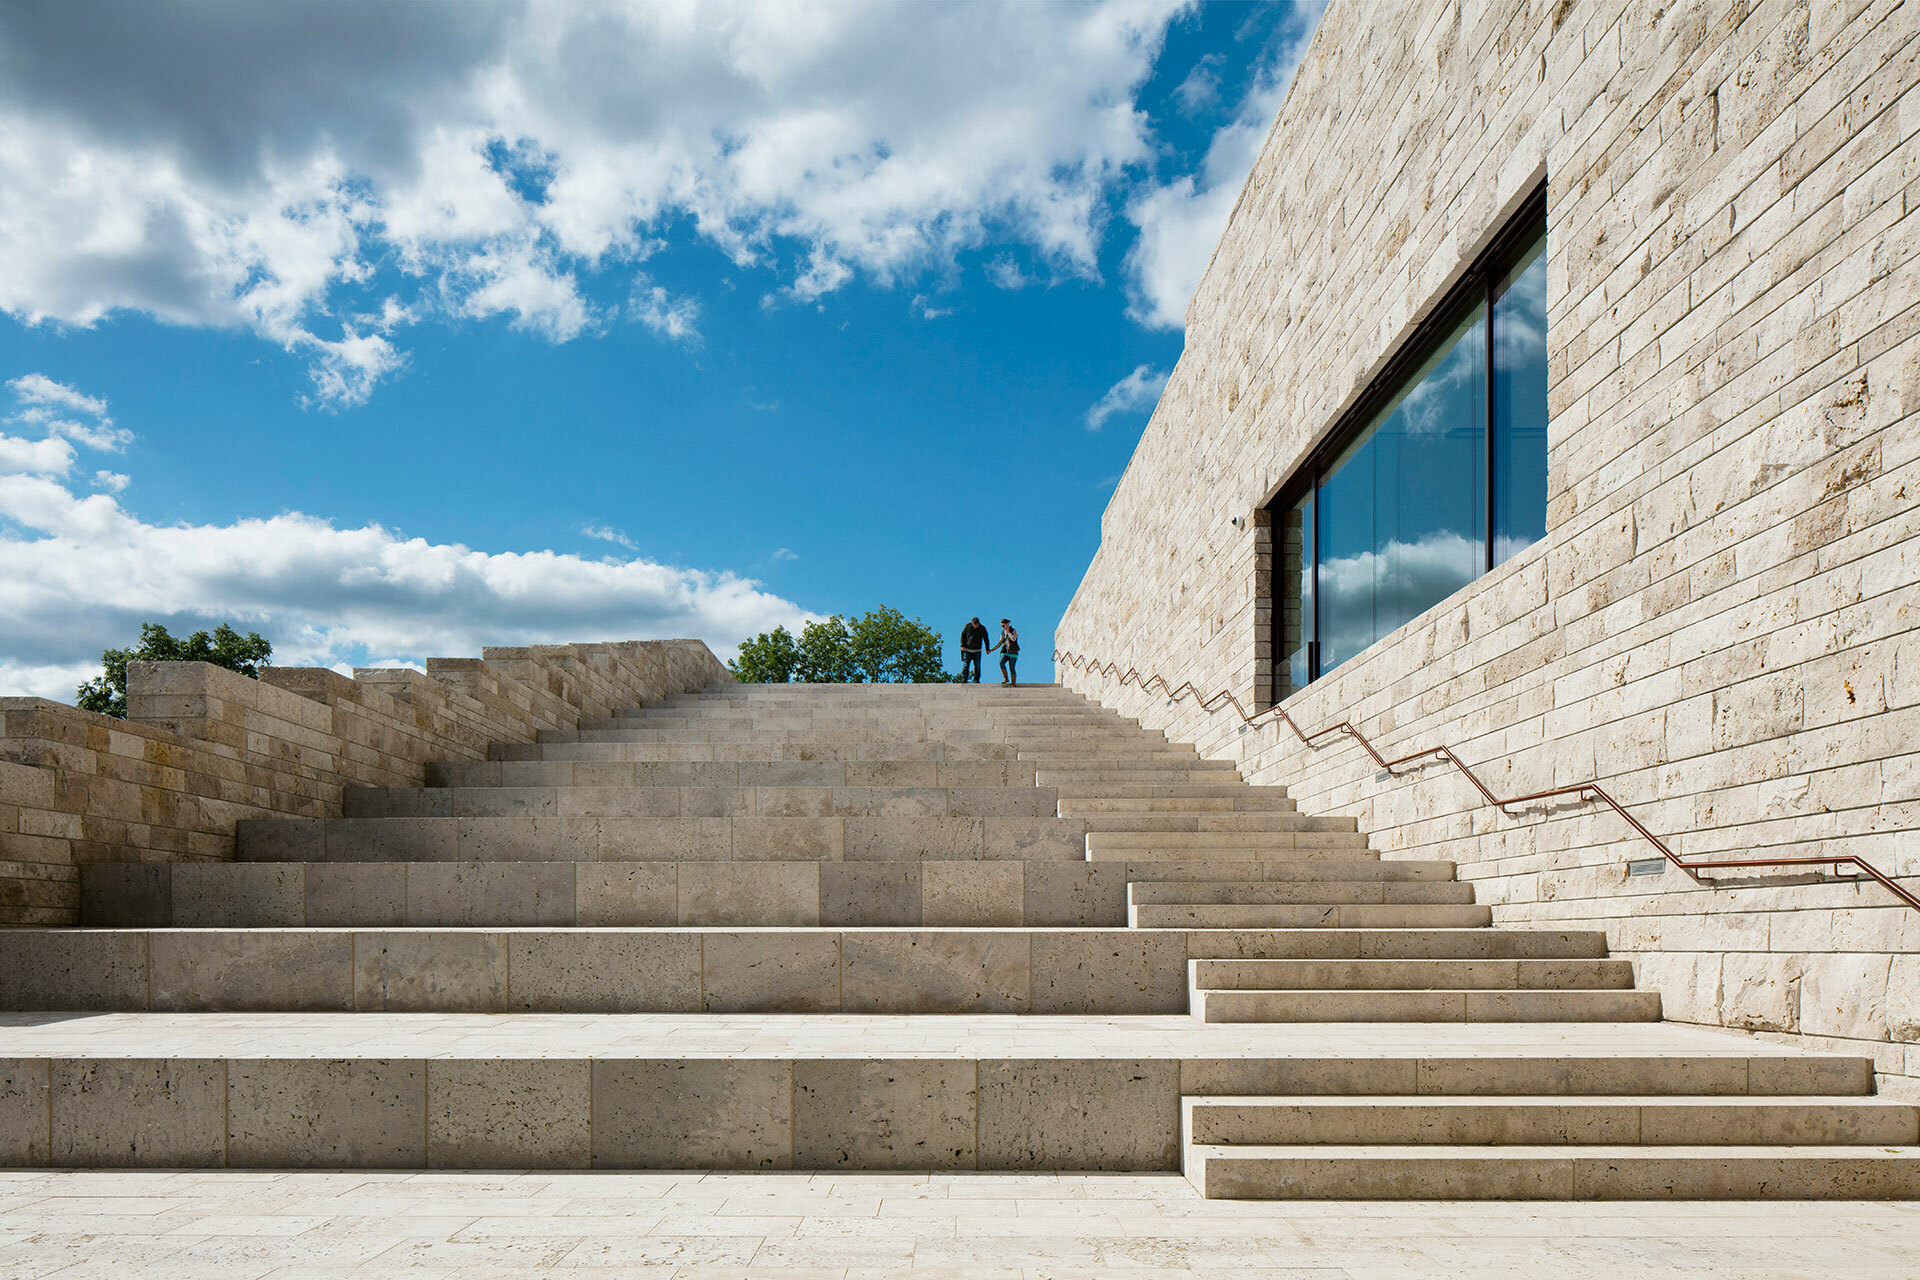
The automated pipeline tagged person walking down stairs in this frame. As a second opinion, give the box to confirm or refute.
[959,617,990,684]
[996,618,1019,685]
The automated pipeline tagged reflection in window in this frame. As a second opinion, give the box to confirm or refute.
[1276,489,1313,699]
[1318,304,1486,673]
[1493,236,1548,559]
[1270,192,1547,694]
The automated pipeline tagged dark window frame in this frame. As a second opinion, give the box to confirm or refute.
[1267,183,1548,701]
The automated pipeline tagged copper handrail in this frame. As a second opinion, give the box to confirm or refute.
[1055,648,1920,913]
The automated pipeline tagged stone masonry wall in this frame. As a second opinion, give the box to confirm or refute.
[1059,0,1920,1088]
[0,640,730,925]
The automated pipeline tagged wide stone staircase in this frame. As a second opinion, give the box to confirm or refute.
[2,682,1916,1196]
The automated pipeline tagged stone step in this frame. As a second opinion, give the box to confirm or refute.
[1192,988,1662,1023]
[1181,1096,1920,1147]
[531,729,1021,746]
[346,784,1059,820]
[1053,784,1279,801]
[431,747,1021,784]
[1085,813,1356,834]
[1093,830,1365,849]
[1130,860,1459,884]
[0,1013,1865,1172]
[81,859,1136,929]
[1030,757,1237,772]
[1090,833,1374,861]
[1060,795,1296,813]
[1013,745,1202,759]
[591,710,1121,721]
[1040,771,1248,787]
[0,926,1395,1015]
[1039,760,1242,775]
[1125,881,1477,908]
[238,815,1090,863]
[1182,1143,1920,1199]
[1189,958,1633,990]
[1190,959,1628,990]
[479,753,1044,786]
[1136,903,1494,930]
[662,685,1071,700]
[566,721,1159,738]
[1097,846,1383,866]
[498,742,1049,770]
[1179,928,1611,960]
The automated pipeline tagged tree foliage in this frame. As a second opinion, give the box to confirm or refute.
[75,622,274,719]
[728,605,947,683]
[729,625,799,683]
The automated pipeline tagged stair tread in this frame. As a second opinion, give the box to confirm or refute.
[1186,1095,1919,1108]
[1189,1143,1920,1157]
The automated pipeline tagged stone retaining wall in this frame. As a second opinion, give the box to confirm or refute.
[1059,0,1920,1086]
[0,640,730,924]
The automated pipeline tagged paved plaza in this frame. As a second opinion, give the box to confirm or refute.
[2,1168,1918,1278]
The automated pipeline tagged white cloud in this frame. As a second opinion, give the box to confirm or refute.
[772,547,799,562]
[0,0,1191,404]
[630,281,700,345]
[581,524,636,549]
[8,373,109,419]
[0,433,75,476]
[0,381,809,701]
[6,372,135,449]
[1124,5,1324,329]
[1172,56,1224,115]
[985,256,1035,290]
[1085,363,1168,430]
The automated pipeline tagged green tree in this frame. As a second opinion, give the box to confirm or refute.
[75,622,273,719]
[728,625,799,682]
[794,615,857,683]
[729,606,948,684]
[848,604,946,683]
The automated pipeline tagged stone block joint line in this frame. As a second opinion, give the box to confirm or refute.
[1053,649,1920,914]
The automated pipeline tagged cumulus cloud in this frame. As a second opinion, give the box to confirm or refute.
[1085,363,1168,430]
[0,434,75,476]
[772,547,799,562]
[0,0,1192,404]
[0,377,808,700]
[1125,4,1323,328]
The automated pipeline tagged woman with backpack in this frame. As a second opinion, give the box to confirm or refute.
[994,619,1019,686]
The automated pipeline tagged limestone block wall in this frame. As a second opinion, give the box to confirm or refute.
[0,640,730,925]
[1059,0,1920,1085]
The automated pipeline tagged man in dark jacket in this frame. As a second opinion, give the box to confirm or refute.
[958,617,989,683]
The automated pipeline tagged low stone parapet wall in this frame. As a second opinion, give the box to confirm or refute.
[0,640,730,925]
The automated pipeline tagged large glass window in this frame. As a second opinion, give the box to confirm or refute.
[1271,191,1546,699]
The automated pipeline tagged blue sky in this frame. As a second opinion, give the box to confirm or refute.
[0,0,1322,698]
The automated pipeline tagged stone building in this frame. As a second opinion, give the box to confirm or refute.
[1059,0,1920,1088]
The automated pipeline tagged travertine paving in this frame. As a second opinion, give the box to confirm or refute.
[0,1169,1915,1277]
[0,1010,1834,1060]
[5,682,1913,1195]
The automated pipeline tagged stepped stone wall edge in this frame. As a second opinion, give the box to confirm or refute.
[0,639,731,925]
[1057,0,1920,1088]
